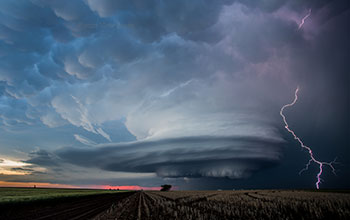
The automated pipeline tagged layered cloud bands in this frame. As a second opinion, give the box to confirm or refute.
[57,136,283,179]
[0,0,348,188]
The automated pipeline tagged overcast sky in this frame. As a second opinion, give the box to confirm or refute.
[0,0,349,190]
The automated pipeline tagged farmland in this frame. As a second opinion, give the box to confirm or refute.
[1,189,349,219]
[0,187,126,204]
[0,187,133,220]
[94,190,350,220]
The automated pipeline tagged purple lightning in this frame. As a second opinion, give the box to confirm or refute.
[298,9,312,29]
[280,87,336,189]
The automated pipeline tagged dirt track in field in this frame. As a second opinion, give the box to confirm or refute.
[93,191,152,220]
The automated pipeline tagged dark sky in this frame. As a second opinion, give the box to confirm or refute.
[0,0,349,189]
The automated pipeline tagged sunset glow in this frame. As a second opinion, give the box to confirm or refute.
[101,185,161,191]
[0,181,161,191]
[0,158,33,175]
[0,181,79,188]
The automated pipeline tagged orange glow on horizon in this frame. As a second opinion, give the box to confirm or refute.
[0,181,161,191]
[0,181,79,188]
[100,185,161,191]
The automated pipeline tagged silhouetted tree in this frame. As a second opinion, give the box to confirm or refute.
[160,184,172,191]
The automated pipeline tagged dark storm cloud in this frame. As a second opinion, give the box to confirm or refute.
[10,167,40,173]
[0,0,349,188]
[54,135,284,179]
[26,149,60,167]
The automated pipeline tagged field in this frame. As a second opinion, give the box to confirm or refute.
[94,190,350,220]
[0,187,125,204]
[1,189,349,220]
[0,187,132,220]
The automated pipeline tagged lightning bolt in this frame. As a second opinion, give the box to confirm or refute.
[298,9,312,29]
[280,87,336,189]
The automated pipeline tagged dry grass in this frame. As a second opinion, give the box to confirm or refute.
[144,190,350,219]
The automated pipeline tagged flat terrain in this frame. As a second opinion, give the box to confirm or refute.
[0,187,126,204]
[1,189,350,219]
[94,190,350,220]
[0,187,133,220]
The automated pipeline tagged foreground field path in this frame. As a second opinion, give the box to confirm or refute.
[94,191,152,220]
[0,192,135,220]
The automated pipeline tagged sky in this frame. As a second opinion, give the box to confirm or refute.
[0,0,349,190]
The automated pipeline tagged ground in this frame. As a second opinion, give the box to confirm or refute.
[1,188,349,219]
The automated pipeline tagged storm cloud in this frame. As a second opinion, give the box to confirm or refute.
[55,135,284,179]
[0,0,348,188]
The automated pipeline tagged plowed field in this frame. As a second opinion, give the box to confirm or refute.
[2,190,350,220]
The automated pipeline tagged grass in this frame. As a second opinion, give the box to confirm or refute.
[0,187,125,205]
